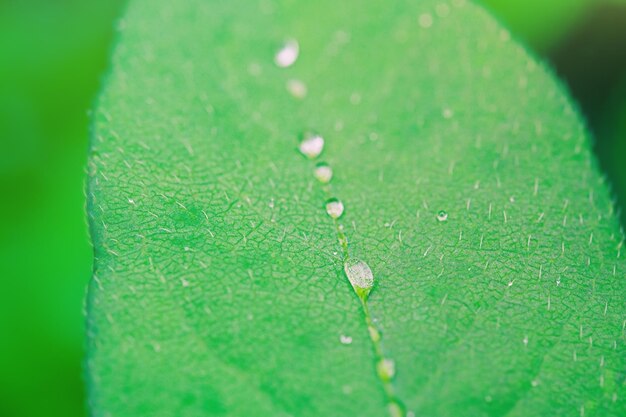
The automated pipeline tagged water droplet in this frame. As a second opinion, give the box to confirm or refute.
[377,358,396,381]
[344,258,374,297]
[442,108,454,119]
[368,325,381,342]
[436,210,448,222]
[325,198,344,219]
[299,132,324,159]
[314,162,333,184]
[274,39,299,68]
[340,335,353,345]
[286,79,307,99]
[389,402,406,417]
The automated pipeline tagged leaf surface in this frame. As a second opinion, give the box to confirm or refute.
[87,1,626,416]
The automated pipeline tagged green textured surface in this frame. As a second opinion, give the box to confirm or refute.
[87,0,626,416]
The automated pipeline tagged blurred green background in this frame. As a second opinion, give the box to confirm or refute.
[0,1,624,416]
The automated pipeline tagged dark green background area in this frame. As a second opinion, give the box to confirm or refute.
[0,2,125,417]
[0,1,624,416]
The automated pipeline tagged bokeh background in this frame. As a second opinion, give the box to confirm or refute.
[0,1,624,416]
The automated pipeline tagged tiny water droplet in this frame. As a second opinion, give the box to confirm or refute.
[340,335,353,345]
[325,198,344,219]
[389,402,406,417]
[377,358,396,381]
[286,79,307,99]
[274,39,299,68]
[314,162,333,184]
[299,132,324,159]
[344,258,374,297]
[436,210,448,222]
[368,325,381,342]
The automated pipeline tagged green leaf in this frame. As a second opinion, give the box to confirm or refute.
[87,0,626,416]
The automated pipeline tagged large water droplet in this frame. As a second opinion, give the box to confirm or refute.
[325,198,344,219]
[344,258,374,298]
[436,210,448,222]
[314,162,333,184]
[274,39,299,68]
[299,132,324,159]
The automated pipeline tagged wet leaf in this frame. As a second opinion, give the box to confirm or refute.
[87,1,626,416]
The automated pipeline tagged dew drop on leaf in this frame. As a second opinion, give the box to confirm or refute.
[274,39,299,68]
[389,402,406,417]
[314,162,333,184]
[368,325,381,342]
[299,132,324,159]
[325,197,344,219]
[343,258,374,295]
[437,210,449,222]
[377,358,396,381]
[286,79,307,99]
